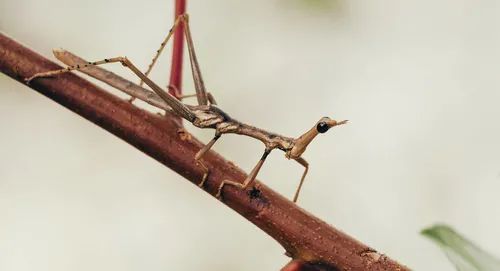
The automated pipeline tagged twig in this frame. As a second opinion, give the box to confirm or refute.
[0,33,410,271]
[168,0,186,96]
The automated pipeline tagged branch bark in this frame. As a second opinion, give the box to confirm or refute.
[0,33,410,271]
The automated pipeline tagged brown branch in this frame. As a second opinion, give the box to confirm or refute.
[0,33,410,271]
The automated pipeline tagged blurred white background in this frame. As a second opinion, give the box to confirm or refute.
[1,0,499,270]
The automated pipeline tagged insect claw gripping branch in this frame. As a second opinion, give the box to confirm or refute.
[24,14,347,203]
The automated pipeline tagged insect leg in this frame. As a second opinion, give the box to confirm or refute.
[52,49,173,111]
[216,148,272,199]
[175,91,216,105]
[206,92,217,105]
[293,157,309,203]
[180,14,210,106]
[25,56,196,122]
[141,14,214,106]
[138,16,184,88]
[194,132,221,187]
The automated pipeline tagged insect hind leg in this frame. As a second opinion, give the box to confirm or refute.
[25,56,196,122]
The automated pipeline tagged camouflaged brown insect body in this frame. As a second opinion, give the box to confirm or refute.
[25,14,347,202]
[189,104,345,158]
[190,104,294,151]
[184,102,346,201]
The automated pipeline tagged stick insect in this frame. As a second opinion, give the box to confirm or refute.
[26,14,347,203]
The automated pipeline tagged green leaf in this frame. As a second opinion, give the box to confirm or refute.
[422,224,500,271]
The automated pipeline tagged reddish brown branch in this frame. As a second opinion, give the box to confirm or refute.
[0,33,409,271]
[168,0,186,96]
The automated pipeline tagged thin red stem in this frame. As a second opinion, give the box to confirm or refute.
[168,0,186,96]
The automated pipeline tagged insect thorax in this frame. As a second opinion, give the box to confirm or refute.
[190,105,295,152]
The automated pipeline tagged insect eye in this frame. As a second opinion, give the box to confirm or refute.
[316,122,329,133]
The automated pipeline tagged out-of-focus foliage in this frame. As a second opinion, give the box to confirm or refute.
[422,225,500,271]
